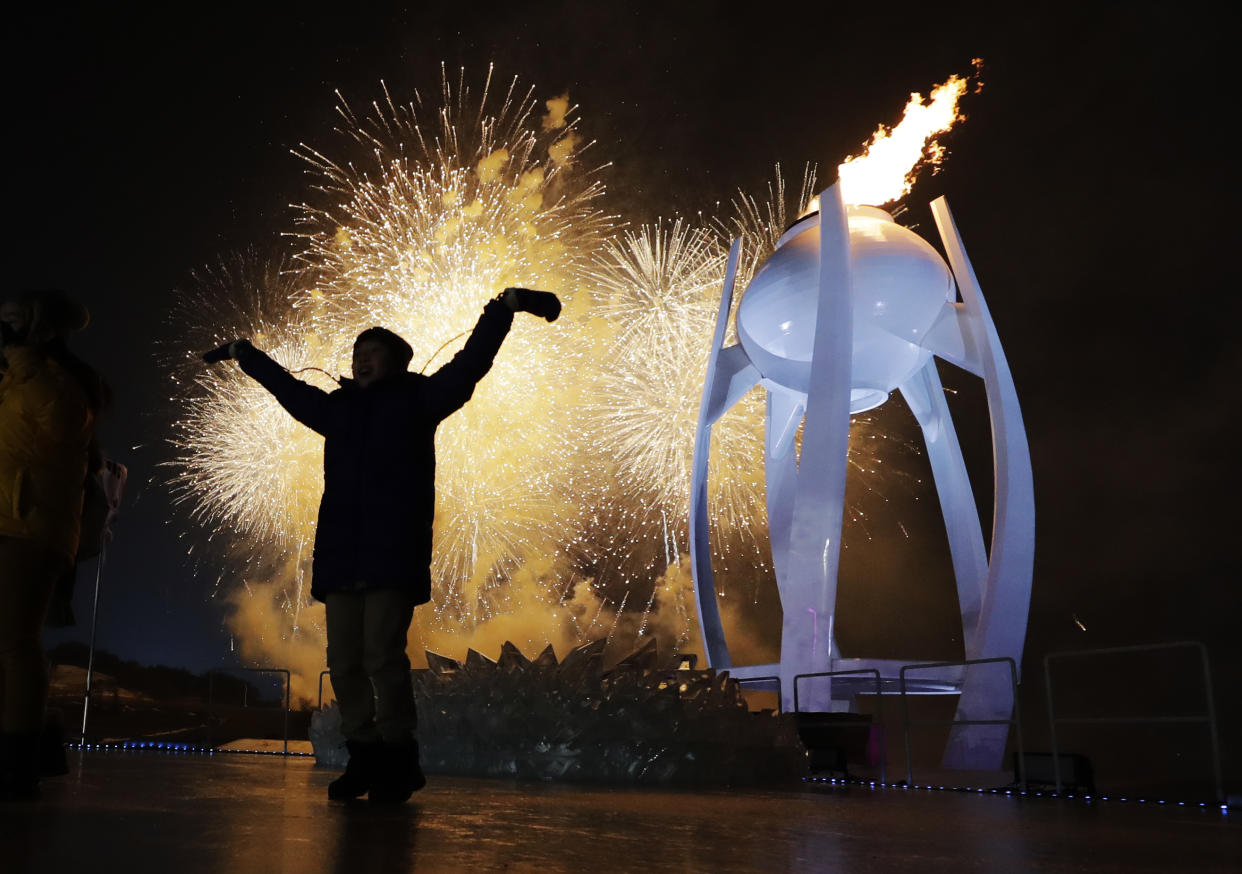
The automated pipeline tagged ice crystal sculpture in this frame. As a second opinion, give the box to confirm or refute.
[311,639,808,784]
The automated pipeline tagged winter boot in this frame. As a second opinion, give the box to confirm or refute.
[1,732,42,802]
[327,740,380,801]
[368,739,426,803]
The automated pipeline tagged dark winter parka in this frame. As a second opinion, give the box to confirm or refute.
[237,301,513,603]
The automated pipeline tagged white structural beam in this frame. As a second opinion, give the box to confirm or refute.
[898,359,988,655]
[690,238,755,669]
[776,182,854,712]
[764,386,804,596]
[931,196,1035,769]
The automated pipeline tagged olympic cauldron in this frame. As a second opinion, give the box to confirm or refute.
[689,181,1034,769]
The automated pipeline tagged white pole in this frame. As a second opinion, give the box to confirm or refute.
[79,541,106,742]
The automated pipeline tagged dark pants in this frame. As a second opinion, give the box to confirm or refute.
[0,537,64,734]
[324,588,417,743]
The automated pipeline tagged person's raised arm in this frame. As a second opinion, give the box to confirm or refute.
[424,288,560,421]
[205,339,333,435]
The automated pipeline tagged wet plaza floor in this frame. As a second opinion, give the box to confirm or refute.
[2,750,1238,873]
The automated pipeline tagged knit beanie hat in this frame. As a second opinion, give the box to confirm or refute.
[354,326,414,369]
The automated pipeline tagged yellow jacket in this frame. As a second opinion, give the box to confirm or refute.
[0,346,94,564]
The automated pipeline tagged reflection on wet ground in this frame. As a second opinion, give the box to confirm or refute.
[2,750,1237,873]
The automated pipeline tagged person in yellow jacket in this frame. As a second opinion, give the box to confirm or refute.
[0,289,105,801]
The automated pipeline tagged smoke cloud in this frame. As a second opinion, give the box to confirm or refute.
[542,92,570,130]
[225,578,328,708]
[225,546,778,710]
[548,132,581,167]
[476,148,509,184]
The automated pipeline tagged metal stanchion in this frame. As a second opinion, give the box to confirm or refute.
[75,457,127,744]
[79,542,107,742]
[317,670,332,709]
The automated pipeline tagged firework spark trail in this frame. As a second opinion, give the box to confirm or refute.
[575,218,778,608]
[164,252,327,550]
[581,219,765,522]
[718,163,820,291]
[163,252,333,665]
[284,67,614,626]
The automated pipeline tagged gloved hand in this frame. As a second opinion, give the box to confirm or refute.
[501,287,561,322]
[202,338,254,363]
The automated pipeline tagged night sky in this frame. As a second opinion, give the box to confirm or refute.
[12,4,1237,766]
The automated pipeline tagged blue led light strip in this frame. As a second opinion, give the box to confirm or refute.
[65,741,314,758]
[801,775,1231,814]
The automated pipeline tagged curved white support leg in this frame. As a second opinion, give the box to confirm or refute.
[898,358,987,654]
[931,197,1036,769]
[764,387,804,591]
[776,182,854,712]
[690,239,759,669]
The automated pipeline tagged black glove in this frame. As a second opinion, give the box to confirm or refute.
[202,338,253,363]
[503,287,561,322]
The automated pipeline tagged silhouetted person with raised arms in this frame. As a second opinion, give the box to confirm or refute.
[207,287,559,803]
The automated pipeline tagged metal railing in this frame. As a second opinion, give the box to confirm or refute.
[900,657,1024,789]
[793,669,885,782]
[1044,641,1223,802]
[207,667,291,756]
[792,668,882,715]
[734,675,782,711]
[317,670,332,709]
